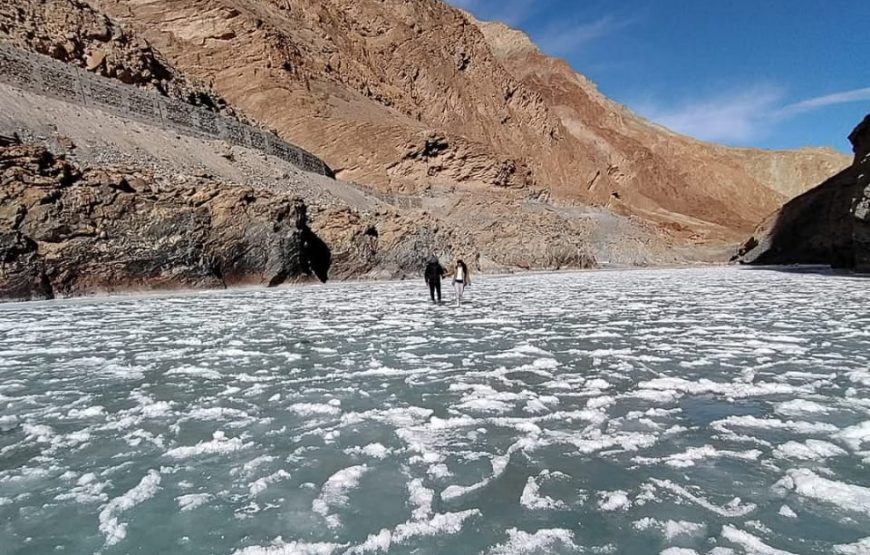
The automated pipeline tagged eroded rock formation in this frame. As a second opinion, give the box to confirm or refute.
[736,114,870,272]
[89,0,847,242]
[0,141,329,300]
[0,0,242,118]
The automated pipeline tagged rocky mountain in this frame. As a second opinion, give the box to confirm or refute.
[736,114,870,272]
[0,0,856,300]
[89,0,847,243]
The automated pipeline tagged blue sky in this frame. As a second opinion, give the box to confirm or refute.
[448,0,869,153]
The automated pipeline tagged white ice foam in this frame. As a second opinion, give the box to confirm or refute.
[598,490,631,511]
[249,470,291,497]
[231,538,344,555]
[711,415,838,435]
[407,478,434,520]
[633,445,761,468]
[486,528,578,554]
[344,443,390,459]
[177,493,212,511]
[778,505,797,518]
[66,405,105,419]
[346,510,480,553]
[166,365,222,380]
[312,465,368,527]
[836,421,870,452]
[773,399,832,417]
[773,440,847,460]
[633,518,706,541]
[638,377,800,399]
[55,472,109,504]
[98,469,161,546]
[773,468,870,516]
[720,525,797,555]
[650,479,756,517]
[833,537,870,555]
[289,403,341,417]
[520,475,565,510]
[165,431,250,459]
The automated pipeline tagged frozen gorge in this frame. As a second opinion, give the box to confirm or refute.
[0,267,868,554]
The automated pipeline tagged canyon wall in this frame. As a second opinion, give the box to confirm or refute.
[90,0,848,243]
[736,114,870,272]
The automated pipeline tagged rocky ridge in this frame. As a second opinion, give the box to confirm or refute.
[736,114,870,272]
[0,0,245,120]
[0,138,330,300]
[0,78,614,300]
[90,0,848,242]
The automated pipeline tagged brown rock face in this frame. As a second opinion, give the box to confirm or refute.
[0,0,241,117]
[0,143,329,300]
[736,114,870,272]
[89,0,847,243]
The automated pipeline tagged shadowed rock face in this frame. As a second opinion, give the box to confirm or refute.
[0,143,329,301]
[736,114,870,272]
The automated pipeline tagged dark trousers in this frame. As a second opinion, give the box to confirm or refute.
[428,280,441,302]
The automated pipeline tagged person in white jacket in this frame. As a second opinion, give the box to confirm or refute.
[452,259,470,307]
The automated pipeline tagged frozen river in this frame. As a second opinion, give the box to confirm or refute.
[1,267,869,554]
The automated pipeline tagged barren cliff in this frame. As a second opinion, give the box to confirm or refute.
[736,114,870,272]
[90,0,846,242]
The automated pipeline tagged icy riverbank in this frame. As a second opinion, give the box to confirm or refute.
[0,267,868,554]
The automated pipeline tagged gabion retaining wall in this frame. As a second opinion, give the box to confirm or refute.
[0,43,332,177]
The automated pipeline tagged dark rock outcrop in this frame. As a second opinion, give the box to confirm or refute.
[0,144,329,301]
[736,114,870,272]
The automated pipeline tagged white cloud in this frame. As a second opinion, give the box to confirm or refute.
[446,0,538,26]
[779,87,870,116]
[637,85,784,143]
[636,85,870,144]
[535,15,635,55]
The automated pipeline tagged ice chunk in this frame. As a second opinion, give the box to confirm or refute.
[165,431,250,459]
[249,470,291,497]
[598,490,631,511]
[650,479,756,517]
[778,505,797,518]
[231,537,344,555]
[312,465,368,527]
[520,475,565,510]
[98,469,161,546]
[773,440,847,460]
[720,525,797,555]
[833,537,870,555]
[773,468,870,516]
[177,493,212,511]
[346,510,480,553]
[486,528,578,554]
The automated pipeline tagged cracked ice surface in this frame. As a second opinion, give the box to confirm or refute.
[0,267,868,554]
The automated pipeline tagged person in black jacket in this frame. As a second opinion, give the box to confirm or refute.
[423,255,446,303]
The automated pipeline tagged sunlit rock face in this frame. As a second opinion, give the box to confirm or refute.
[1,267,868,553]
